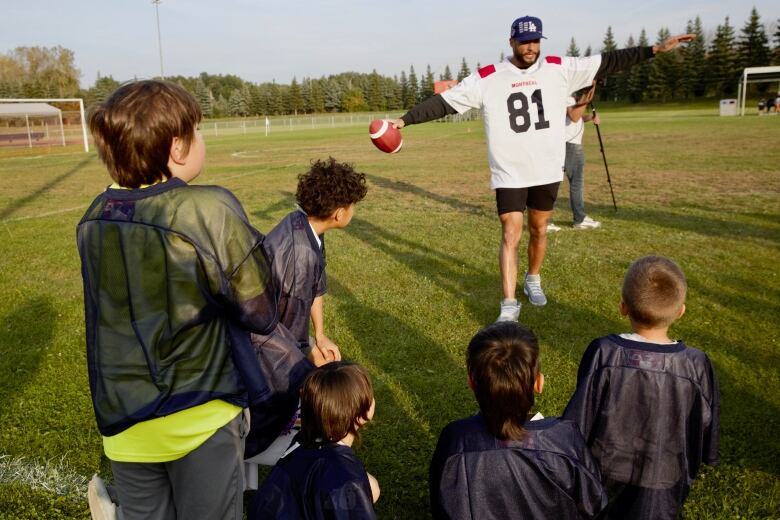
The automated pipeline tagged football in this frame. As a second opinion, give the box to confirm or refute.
[369,119,403,153]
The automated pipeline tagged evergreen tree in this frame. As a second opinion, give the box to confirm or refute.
[600,27,619,101]
[773,19,780,64]
[213,94,229,118]
[647,28,683,102]
[269,81,286,115]
[367,70,385,110]
[388,75,403,110]
[323,78,342,112]
[707,17,738,96]
[309,78,326,113]
[441,65,453,81]
[407,66,420,106]
[614,35,635,101]
[627,29,650,102]
[228,88,249,116]
[399,70,410,110]
[566,37,580,57]
[584,45,592,57]
[421,65,435,100]
[457,57,471,81]
[288,77,304,115]
[195,78,213,117]
[250,84,267,115]
[681,17,707,98]
[737,8,770,71]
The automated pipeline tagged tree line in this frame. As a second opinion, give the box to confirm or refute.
[1,8,778,118]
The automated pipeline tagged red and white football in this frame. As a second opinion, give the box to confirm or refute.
[369,119,403,154]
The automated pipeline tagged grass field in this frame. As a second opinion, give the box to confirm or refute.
[0,107,778,518]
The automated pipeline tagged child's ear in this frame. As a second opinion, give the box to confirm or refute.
[619,300,629,317]
[677,303,686,319]
[169,136,186,164]
[534,372,545,394]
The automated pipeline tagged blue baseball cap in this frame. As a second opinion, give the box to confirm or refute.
[510,16,546,42]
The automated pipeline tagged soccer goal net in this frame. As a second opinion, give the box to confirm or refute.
[0,98,89,152]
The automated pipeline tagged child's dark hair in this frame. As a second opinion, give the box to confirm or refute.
[622,256,687,328]
[89,80,202,188]
[467,322,540,441]
[300,361,373,446]
[296,157,367,219]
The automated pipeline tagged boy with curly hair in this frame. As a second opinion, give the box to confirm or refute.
[266,157,367,365]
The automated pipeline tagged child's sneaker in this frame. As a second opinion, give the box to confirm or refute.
[523,273,547,306]
[88,474,117,520]
[573,216,601,229]
[546,222,562,233]
[496,298,521,322]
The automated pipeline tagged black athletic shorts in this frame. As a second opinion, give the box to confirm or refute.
[495,182,561,214]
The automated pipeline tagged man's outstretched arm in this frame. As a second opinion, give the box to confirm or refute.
[392,94,458,129]
[595,33,695,81]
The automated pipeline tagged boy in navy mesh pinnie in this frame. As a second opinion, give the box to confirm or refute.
[243,158,367,464]
[263,157,367,365]
[563,256,720,520]
[430,322,607,519]
[78,80,278,519]
[250,362,380,519]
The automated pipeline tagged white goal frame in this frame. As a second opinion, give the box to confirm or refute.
[737,66,780,116]
[0,98,89,152]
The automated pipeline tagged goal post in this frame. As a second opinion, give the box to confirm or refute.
[0,98,89,152]
[737,66,780,116]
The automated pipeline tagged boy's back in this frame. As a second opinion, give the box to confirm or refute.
[563,334,720,519]
[430,414,606,519]
[264,209,326,349]
[78,178,277,435]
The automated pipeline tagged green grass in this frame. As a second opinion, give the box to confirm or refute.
[0,107,778,518]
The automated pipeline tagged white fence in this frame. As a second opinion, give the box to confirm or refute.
[203,111,482,138]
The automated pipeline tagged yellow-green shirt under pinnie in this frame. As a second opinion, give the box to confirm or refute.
[103,400,242,463]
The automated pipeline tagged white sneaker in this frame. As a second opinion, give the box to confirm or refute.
[496,299,521,322]
[573,216,601,229]
[523,273,547,306]
[546,222,562,233]
[88,474,117,520]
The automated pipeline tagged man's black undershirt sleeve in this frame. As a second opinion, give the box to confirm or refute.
[595,46,655,81]
[401,94,458,125]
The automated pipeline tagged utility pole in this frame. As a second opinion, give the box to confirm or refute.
[152,0,164,78]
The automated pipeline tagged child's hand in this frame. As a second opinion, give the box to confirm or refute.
[310,335,341,366]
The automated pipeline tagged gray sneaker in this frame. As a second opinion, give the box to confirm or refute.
[523,273,547,306]
[496,299,521,322]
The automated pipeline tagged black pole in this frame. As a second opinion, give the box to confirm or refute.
[590,104,617,212]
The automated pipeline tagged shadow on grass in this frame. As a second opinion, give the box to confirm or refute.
[0,297,54,417]
[0,156,94,221]
[364,173,489,216]
[250,191,296,224]
[346,216,497,325]
[328,276,471,519]
[588,202,779,243]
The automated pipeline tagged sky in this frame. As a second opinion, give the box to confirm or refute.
[2,1,777,88]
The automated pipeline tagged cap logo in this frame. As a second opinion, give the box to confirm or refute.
[517,21,538,33]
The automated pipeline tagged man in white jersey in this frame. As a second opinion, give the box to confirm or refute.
[565,84,601,230]
[393,16,693,322]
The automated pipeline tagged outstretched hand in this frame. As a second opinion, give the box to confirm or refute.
[390,119,405,129]
[653,33,696,54]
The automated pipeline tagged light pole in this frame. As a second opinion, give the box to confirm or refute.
[152,0,164,78]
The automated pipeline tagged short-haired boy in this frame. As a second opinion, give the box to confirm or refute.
[264,157,367,364]
[563,256,720,519]
[79,80,278,519]
[250,361,379,519]
[430,322,607,519]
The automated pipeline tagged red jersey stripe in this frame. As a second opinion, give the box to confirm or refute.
[478,64,496,78]
[545,56,562,65]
